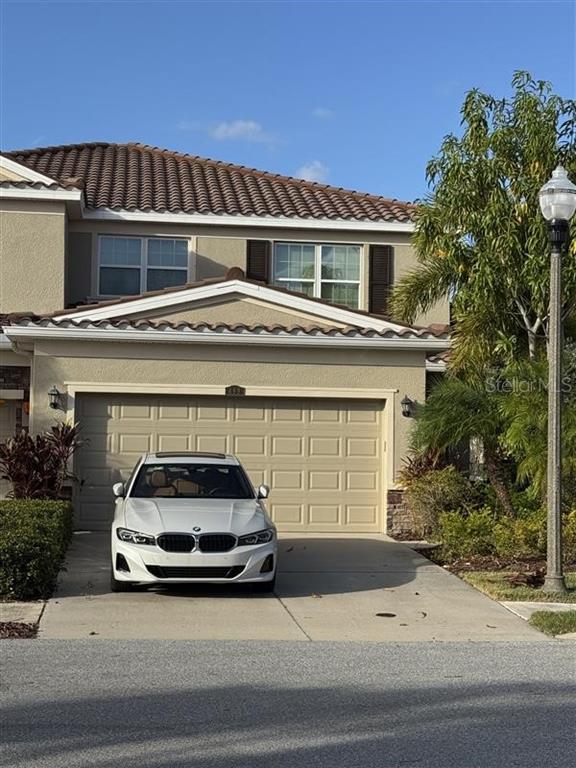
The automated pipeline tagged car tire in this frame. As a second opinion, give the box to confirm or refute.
[110,571,134,592]
[252,575,276,594]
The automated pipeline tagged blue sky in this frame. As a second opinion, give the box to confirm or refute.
[1,0,574,201]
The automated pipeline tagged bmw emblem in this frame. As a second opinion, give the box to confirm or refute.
[193,526,201,532]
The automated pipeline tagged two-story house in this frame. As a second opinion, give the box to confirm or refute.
[0,142,449,534]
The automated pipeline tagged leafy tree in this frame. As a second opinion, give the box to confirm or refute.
[410,377,515,517]
[391,72,576,371]
[501,348,576,502]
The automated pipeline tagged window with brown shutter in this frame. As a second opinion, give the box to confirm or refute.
[368,244,394,315]
[246,240,271,283]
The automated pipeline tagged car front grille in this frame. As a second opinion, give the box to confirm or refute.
[198,534,237,553]
[157,534,195,553]
[146,565,245,579]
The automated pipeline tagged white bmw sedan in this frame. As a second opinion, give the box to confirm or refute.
[110,452,277,592]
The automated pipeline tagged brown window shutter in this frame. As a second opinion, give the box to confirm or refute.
[246,240,271,283]
[368,244,394,315]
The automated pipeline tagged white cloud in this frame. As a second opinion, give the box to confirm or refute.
[210,120,273,144]
[296,160,329,183]
[312,107,334,119]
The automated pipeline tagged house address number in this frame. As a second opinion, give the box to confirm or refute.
[225,385,246,396]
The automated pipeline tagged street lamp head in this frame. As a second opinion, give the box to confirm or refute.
[539,166,576,223]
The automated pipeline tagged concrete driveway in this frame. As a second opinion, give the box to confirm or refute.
[40,532,544,641]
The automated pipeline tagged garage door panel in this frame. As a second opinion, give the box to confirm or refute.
[309,471,340,490]
[119,434,152,453]
[271,406,304,422]
[309,437,341,457]
[119,403,154,419]
[346,471,378,490]
[196,405,228,421]
[346,437,379,457]
[75,394,384,532]
[271,503,304,525]
[271,436,302,456]
[158,434,190,452]
[308,505,341,525]
[346,505,379,525]
[158,404,190,419]
[233,435,266,456]
[195,434,229,454]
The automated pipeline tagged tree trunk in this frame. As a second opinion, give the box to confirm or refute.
[483,447,516,518]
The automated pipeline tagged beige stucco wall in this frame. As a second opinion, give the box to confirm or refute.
[0,199,67,314]
[29,339,425,484]
[129,296,347,328]
[196,236,245,278]
[0,348,30,366]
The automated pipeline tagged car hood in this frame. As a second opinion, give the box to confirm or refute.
[122,497,270,536]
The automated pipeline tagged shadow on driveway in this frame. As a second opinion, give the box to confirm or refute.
[56,533,420,599]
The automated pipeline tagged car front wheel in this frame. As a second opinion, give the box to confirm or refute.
[252,575,276,593]
[110,571,134,592]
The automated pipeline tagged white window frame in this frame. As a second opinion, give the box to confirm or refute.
[272,241,363,308]
[97,235,193,298]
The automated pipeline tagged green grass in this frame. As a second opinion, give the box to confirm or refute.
[529,610,576,636]
[460,571,576,603]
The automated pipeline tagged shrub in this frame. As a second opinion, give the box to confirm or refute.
[564,511,576,565]
[438,508,496,559]
[0,500,73,600]
[0,423,83,499]
[492,512,547,559]
[404,466,476,538]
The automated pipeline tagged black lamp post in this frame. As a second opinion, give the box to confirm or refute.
[538,166,576,595]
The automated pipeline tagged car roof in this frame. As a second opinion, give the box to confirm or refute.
[142,452,240,466]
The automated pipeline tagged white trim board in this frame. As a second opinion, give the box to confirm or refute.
[0,155,58,185]
[4,324,449,350]
[65,382,398,399]
[0,187,83,202]
[82,207,415,234]
[53,279,411,333]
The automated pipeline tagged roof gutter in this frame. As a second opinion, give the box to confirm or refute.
[81,207,415,233]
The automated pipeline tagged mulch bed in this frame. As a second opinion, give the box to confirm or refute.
[0,622,38,639]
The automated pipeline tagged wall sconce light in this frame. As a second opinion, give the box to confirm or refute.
[401,395,414,418]
[48,386,62,410]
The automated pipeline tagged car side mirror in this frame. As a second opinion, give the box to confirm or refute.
[257,484,270,499]
[112,482,125,498]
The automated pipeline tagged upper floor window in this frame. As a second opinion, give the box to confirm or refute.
[272,242,361,309]
[98,236,190,296]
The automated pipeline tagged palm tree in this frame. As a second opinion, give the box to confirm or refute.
[411,377,516,517]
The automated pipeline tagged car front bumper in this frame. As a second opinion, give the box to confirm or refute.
[112,537,277,584]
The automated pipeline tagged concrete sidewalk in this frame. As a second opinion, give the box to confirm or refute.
[39,532,546,641]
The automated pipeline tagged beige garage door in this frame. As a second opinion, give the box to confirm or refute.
[75,394,385,533]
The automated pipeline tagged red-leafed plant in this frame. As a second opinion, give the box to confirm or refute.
[0,423,84,499]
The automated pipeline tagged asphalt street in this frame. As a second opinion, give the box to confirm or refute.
[1,640,575,767]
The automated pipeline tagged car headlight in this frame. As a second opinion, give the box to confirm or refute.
[237,529,275,546]
[116,528,156,546]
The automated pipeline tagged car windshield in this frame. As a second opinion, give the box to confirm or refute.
[130,463,254,499]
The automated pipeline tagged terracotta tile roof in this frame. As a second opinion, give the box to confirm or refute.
[0,314,449,341]
[2,142,415,222]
